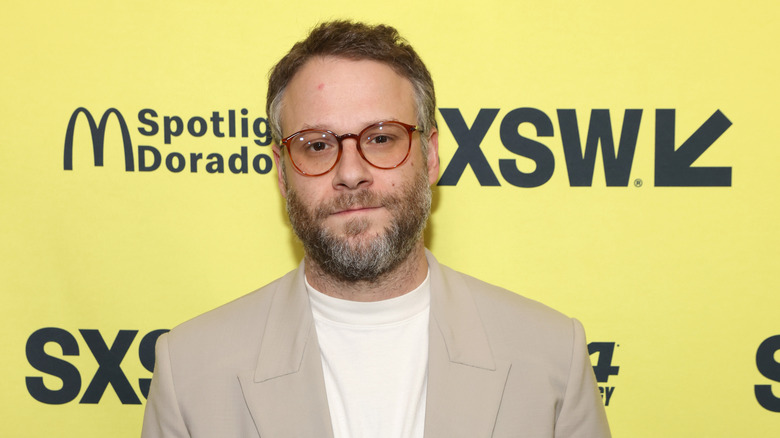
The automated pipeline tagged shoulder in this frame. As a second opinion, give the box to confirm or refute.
[433,261,583,372]
[437,266,610,436]
[438,262,574,332]
[161,268,297,365]
[433,261,596,415]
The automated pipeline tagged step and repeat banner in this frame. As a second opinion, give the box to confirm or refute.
[2,0,778,436]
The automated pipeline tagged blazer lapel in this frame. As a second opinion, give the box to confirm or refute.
[236,253,509,437]
[424,252,511,438]
[237,265,334,438]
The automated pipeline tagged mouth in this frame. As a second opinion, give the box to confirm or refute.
[332,206,381,216]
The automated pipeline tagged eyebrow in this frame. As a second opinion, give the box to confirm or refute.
[300,118,401,133]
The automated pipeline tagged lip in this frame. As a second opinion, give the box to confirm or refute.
[332,206,381,215]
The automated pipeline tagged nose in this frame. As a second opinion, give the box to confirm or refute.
[331,137,372,190]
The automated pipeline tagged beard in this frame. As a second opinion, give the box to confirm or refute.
[286,168,431,283]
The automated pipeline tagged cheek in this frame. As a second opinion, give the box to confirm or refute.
[294,180,332,204]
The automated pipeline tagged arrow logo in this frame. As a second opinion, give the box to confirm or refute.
[655,109,732,187]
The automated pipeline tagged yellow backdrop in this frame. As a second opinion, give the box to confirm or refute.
[2,0,778,436]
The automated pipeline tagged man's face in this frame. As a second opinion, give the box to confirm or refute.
[273,56,439,281]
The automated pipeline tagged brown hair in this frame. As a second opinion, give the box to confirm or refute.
[266,20,436,152]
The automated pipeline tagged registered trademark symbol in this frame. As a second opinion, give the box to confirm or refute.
[633,178,643,188]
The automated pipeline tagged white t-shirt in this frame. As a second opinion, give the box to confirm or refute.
[306,273,431,438]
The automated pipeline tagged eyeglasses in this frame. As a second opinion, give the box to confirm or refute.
[280,121,418,176]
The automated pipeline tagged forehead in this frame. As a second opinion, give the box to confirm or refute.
[280,56,416,134]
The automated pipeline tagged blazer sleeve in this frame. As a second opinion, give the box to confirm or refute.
[141,333,190,438]
[554,319,612,438]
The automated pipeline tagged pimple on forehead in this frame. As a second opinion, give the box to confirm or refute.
[317,83,324,90]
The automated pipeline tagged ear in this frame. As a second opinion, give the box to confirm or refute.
[272,144,288,198]
[425,127,440,186]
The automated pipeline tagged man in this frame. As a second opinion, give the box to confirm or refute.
[142,20,610,438]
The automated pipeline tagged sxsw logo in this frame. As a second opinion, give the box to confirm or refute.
[25,328,168,405]
[63,107,273,174]
[437,108,732,187]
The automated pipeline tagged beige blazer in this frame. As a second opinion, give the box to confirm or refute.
[142,252,610,437]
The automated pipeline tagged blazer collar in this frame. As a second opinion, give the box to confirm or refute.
[251,252,498,375]
[253,261,313,381]
[425,250,497,370]
[238,253,510,437]
[237,262,334,437]
[424,250,511,437]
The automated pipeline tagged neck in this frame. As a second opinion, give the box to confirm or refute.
[304,241,429,302]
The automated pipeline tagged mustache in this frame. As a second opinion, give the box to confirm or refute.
[314,190,396,220]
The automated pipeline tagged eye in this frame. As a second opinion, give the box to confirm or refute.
[370,134,392,144]
[362,123,408,147]
[293,131,338,155]
[307,141,330,152]
[364,131,399,146]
